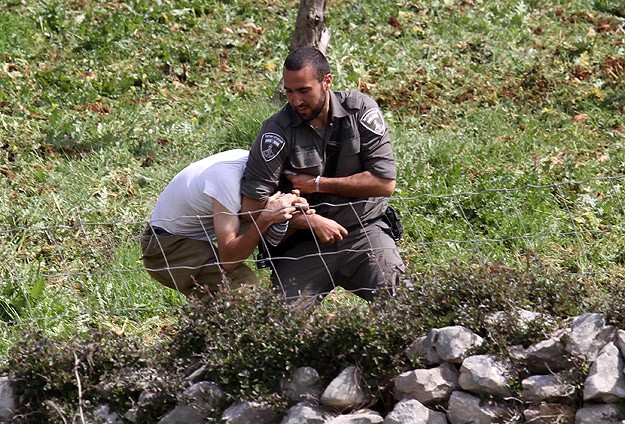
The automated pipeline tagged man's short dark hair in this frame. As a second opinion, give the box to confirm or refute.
[284,46,331,81]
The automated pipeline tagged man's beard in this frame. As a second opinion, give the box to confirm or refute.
[302,90,326,122]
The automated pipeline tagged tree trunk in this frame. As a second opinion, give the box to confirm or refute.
[289,0,330,54]
[272,0,331,102]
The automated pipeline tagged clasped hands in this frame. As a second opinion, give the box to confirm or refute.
[262,190,312,223]
[273,174,349,244]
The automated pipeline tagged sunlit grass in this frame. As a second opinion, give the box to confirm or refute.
[1,0,625,356]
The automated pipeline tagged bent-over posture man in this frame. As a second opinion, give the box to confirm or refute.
[241,47,405,309]
[142,149,307,297]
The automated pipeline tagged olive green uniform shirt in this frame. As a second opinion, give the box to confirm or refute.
[242,91,396,229]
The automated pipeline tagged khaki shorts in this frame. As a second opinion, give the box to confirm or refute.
[141,228,259,297]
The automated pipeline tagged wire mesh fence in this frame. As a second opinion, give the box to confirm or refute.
[2,175,625,338]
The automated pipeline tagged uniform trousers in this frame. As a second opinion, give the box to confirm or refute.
[269,218,404,310]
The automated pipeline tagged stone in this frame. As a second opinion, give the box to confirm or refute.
[325,409,383,423]
[459,354,513,398]
[221,400,279,424]
[523,403,575,424]
[0,377,16,423]
[405,326,484,365]
[282,366,322,401]
[521,372,576,402]
[383,399,447,424]
[565,313,616,361]
[394,362,459,404]
[157,381,224,424]
[321,366,368,411]
[280,401,328,424]
[92,404,125,424]
[575,403,625,424]
[485,307,555,333]
[515,336,573,374]
[405,332,441,365]
[446,391,512,424]
[583,342,625,403]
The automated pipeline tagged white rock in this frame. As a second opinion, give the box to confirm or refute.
[459,354,513,398]
[321,366,368,410]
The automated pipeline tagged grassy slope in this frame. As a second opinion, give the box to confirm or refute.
[1,0,624,354]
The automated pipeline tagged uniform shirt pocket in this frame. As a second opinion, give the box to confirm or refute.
[336,134,363,176]
[290,144,322,174]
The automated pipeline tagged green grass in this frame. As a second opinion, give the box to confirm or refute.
[1,0,625,358]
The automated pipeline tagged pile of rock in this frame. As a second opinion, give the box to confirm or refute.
[2,312,625,423]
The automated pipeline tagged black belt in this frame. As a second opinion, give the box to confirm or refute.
[145,226,173,236]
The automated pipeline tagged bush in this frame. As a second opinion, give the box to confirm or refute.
[0,263,609,420]
[169,286,311,406]
[400,262,591,352]
[167,285,419,414]
[6,328,181,424]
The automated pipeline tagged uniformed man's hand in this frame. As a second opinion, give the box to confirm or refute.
[286,173,318,194]
[289,189,311,214]
[306,214,348,244]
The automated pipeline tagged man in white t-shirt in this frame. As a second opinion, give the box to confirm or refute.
[142,149,308,297]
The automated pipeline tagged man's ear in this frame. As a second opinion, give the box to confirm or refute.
[323,73,333,90]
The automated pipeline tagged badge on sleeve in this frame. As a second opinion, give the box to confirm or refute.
[360,108,386,136]
[261,132,286,162]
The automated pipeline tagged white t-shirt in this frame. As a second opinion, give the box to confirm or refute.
[150,149,248,241]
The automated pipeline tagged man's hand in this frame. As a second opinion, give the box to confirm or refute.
[286,173,317,194]
[300,214,348,244]
[259,191,309,224]
[213,192,311,270]
[288,189,312,214]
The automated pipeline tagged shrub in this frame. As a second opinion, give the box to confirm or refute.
[168,286,311,406]
[6,328,181,423]
[0,263,611,420]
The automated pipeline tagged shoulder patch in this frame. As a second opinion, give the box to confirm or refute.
[261,132,286,162]
[360,108,386,136]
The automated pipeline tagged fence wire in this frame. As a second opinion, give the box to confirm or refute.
[2,175,625,330]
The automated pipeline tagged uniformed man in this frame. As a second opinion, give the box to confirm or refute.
[241,46,405,309]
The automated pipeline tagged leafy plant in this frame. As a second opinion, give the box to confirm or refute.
[6,327,181,424]
[0,260,45,323]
